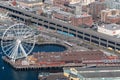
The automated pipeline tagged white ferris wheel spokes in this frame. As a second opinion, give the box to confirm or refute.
[1,23,36,62]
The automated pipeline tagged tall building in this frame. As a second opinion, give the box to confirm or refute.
[70,14,93,27]
[88,1,107,19]
[105,0,120,9]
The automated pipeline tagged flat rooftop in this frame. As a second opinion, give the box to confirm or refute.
[38,73,68,80]
[99,23,120,30]
[80,72,120,78]
[76,66,120,71]
[18,0,42,4]
[33,50,108,63]
[65,66,120,78]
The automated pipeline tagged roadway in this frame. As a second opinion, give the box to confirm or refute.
[1,4,120,52]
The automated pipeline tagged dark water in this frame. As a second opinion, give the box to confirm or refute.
[0,44,66,80]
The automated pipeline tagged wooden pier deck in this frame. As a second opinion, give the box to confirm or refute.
[2,50,120,71]
[2,56,85,70]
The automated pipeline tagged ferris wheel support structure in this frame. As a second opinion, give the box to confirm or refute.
[1,23,36,62]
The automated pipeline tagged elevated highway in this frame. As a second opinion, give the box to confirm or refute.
[0,4,120,52]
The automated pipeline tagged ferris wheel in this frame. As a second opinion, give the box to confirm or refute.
[1,23,36,62]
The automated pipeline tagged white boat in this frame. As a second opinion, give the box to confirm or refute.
[2,66,4,70]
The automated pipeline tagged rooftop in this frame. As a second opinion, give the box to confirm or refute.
[99,23,120,30]
[80,71,120,78]
[17,0,42,4]
[65,66,120,78]
[108,15,120,18]
[38,73,68,80]
[102,9,119,12]
[33,50,108,63]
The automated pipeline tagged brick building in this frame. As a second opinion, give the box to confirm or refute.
[52,11,72,22]
[70,14,93,27]
[53,0,80,7]
[53,0,69,7]
[88,1,106,19]
[52,10,93,27]
[101,9,120,24]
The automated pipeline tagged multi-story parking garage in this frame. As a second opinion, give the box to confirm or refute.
[0,4,120,52]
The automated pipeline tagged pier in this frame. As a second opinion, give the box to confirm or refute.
[2,56,85,71]
[3,50,120,71]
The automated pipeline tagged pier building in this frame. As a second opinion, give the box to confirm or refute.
[64,67,120,80]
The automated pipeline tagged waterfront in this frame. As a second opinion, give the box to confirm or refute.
[0,44,66,80]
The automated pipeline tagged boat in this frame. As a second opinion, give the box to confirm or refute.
[2,66,4,70]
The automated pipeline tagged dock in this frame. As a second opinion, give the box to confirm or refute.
[2,56,85,71]
[2,50,120,71]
